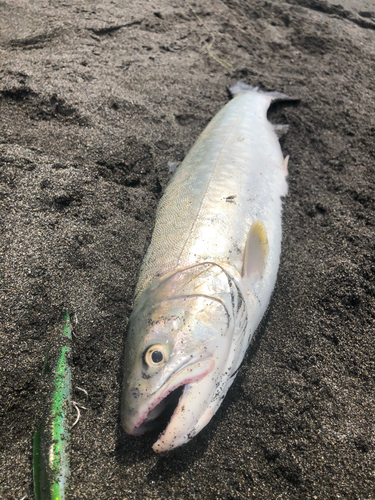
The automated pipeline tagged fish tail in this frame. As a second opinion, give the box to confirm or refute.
[229,81,299,102]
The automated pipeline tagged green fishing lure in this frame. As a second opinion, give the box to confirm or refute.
[33,311,72,500]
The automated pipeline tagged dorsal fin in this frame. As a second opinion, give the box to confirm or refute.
[242,220,269,280]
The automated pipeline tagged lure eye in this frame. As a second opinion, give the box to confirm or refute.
[144,344,169,367]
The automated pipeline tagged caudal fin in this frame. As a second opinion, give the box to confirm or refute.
[229,81,300,102]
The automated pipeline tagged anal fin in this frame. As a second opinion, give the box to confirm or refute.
[281,155,289,175]
[273,124,289,138]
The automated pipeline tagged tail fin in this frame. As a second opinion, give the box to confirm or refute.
[229,81,299,102]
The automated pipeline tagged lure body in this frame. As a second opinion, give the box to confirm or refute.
[33,311,71,500]
[122,88,289,452]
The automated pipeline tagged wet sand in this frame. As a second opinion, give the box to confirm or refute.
[1,0,374,498]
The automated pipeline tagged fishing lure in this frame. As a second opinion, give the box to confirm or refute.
[33,311,71,499]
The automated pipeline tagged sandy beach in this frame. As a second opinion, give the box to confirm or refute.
[1,0,374,498]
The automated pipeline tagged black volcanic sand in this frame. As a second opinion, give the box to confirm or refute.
[1,0,374,498]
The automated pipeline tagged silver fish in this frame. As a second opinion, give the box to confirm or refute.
[121,85,289,452]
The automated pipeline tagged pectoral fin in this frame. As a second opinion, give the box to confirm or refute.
[242,220,269,280]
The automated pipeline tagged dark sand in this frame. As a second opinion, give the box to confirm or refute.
[1,0,374,498]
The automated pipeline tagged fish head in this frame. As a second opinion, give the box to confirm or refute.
[122,265,235,452]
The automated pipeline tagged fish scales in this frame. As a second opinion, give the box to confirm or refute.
[136,91,287,298]
[122,87,289,453]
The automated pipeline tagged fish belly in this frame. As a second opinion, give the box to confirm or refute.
[135,90,288,303]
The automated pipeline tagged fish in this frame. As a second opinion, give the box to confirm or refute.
[121,84,291,453]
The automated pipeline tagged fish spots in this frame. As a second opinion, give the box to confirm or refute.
[130,388,140,398]
[225,195,237,203]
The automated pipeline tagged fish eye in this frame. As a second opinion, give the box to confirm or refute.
[144,344,169,367]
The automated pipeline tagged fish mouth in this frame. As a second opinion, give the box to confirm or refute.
[129,385,185,436]
[127,358,215,448]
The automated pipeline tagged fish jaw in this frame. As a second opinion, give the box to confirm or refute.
[122,358,215,438]
[152,366,219,453]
